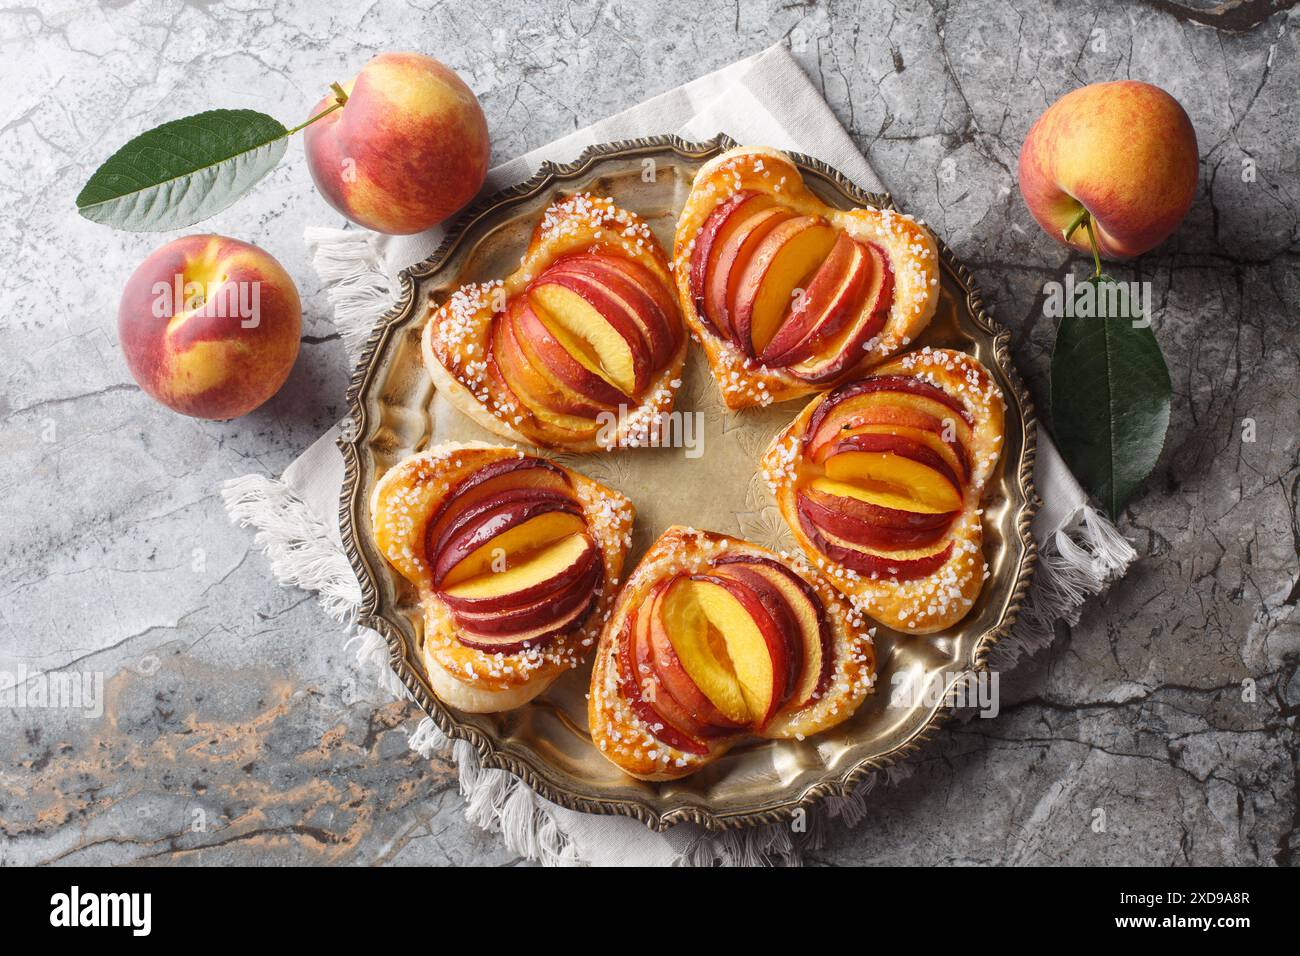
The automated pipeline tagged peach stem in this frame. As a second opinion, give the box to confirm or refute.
[284,82,349,136]
[1081,217,1102,279]
[1062,206,1103,280]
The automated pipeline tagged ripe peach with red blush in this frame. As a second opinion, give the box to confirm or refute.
[116,234,301,420]
[304,52,489,235]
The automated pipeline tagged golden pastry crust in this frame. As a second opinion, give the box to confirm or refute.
[588,526,876,781]
[370,441,634,712]
[760,348,1005,634]
[423,194,687,452]
[672,146,941,410]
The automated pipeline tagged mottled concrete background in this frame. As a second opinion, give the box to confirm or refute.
[1,0,1296,865]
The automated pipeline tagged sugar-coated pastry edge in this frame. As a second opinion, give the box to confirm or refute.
[760,348,1005,634]
[672,145,941,411]
[423,194,687,451]
[370,441,635,712]
[588,525,876,781]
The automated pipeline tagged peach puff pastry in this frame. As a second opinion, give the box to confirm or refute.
[423,194,687,451]
[761,348,1005,634]
[673,146,941,410]
[589,526,876,781]
[370,441,634,713]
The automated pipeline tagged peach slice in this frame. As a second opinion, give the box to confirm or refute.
[797,489,954,551]
[842,423,970,483]
[798,508,956,581]
[688,576,790,727]
[618,600,710,755]
[440,454,569,500]
[529,280,646,397]
[484,357,596,442]
[546,254,676,369]
[691,193,775,335]
[454,557,599,643]
[635,626,714,746]
[805,397,944,463]
[425,457,571,552]
[750,572,827,709]
[824,448,963,515]
[451,560,599,629]
[826,432,963,498]
[760,232,870,366]
[492,303,608,427]
[809,376,973,436]
[805,390,973,468]
[711,560,822,709]
[642,582,744,738]
[659,577,750,726]
[707,204,792,343]
[427,487,575,569]
[441,532,598,613]
[456,583,596,653]
[534,261,657,360]
[807,400,969,477]
[442,529,592,597]
[437,507,587,588]
[788,242,893,383]
[731,216,837,357]
[689,191,755,327]
[804,477,958,526]
[601,253,679,330]
[511,301,626,408]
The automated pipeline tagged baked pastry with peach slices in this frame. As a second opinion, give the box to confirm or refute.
[370,442,634,712]
[588,526,876,781]
[673,146,940,410]
[422,193,687,451]
[760,348,1005,635]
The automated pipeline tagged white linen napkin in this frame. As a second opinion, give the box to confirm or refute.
[224,43,1135,866]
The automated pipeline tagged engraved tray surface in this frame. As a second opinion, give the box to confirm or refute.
[339,135,1038,831]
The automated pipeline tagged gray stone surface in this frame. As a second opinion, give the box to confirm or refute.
[1,0,1295,865]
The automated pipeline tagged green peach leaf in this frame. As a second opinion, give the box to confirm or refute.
[75,109,288,232]
[1050,275,1172,519]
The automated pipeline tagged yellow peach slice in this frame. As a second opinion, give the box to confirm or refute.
[440,511,587,588]
[444,531,591,598]
[823,452,963,512]
[661,579,750,725]
[846,392,974,445]
[530,285,637,395]
[806,477,952,515]
[842,424,967,481]
[748,222,837,354]
[687,579,775,724]
[699,195,777,311]
[721,208,794,325]
[492,312,602,433]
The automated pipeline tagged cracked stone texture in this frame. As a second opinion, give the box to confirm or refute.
[1,0,1296,866]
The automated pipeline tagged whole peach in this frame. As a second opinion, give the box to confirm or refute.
[1018,80,1198,259]
[304,52,489,235]
[117,235,301,419]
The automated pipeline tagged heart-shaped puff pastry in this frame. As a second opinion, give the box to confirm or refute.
[424,194,687,451]
[760,348,1005,634]
[589,526,876,781]
[371,441,634,712]
[673,146,940,410]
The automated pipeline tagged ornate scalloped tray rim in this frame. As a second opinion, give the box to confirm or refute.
[337,133,1040,832]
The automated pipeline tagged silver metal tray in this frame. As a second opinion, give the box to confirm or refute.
[338,134,1038,831]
